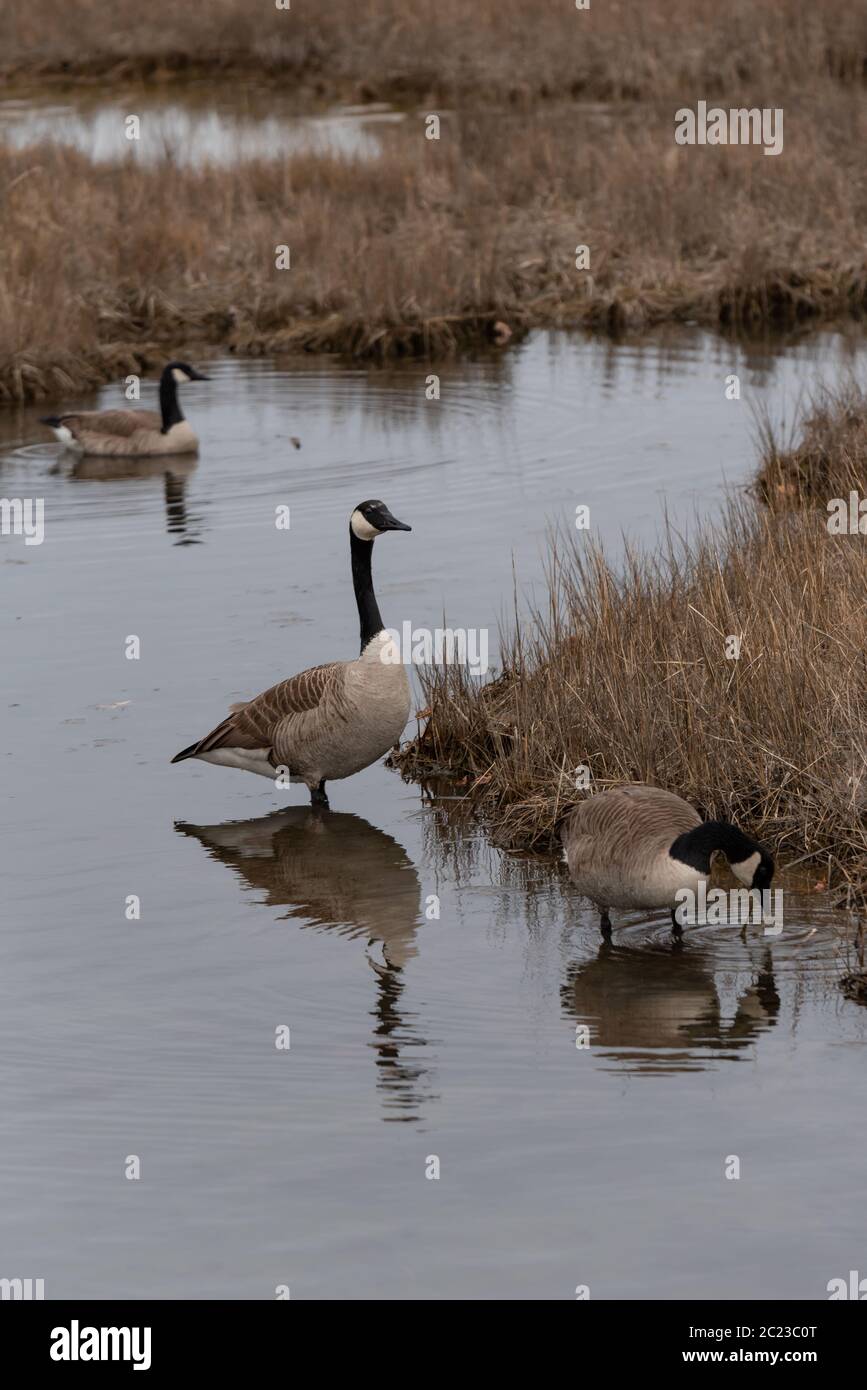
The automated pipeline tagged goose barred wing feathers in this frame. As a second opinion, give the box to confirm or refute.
[171,661,344,765]
[563,784,701,875]
[55,409,163,438]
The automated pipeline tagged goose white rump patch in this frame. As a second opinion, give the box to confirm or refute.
[197,747,276,779]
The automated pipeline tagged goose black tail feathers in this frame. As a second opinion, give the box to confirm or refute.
[170,743,200,764]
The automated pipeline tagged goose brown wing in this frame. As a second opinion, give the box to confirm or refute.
[564,784,700,848]
[172,662,342,763]
[62,409,163,437]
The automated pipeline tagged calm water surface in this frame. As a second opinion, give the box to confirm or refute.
[2,328,866,1299]
[0,85,402,163]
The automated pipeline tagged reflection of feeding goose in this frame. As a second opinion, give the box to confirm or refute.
[562,944,780,1069]
[561,784,774,937]
[176,806,422,968]
[172,499,412,807]
[40,361,208,456]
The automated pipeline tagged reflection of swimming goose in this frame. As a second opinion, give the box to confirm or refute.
[562,944,780,1070]
[171,500,412,807]
[176,807,421,967]
[561,784,774,937]
[41,361,208,456]
[163,469,201,544]
[68,455,197,484]
[67,455,200,542]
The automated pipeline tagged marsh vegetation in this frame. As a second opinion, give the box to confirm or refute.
[3,0,867,1291]
[394,390,867,909]
[2,0,864,101]
[1,1,866,399]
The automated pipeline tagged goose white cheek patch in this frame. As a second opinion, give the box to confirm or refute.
[350,510,380,541]
[731,851,761,886]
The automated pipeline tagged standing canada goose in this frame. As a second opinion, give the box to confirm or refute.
[40,361,209,457]
[171,499,412,806]
[560,784,774,937]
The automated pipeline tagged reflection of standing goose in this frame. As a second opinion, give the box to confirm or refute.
[172,499,412,806]
[561,784,774,936]
[177,808,431,1116]
[41,361,209,456]
[176,807,421,966]
[562,944,780,1072]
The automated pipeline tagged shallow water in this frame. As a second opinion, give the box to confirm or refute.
[2,327,866,1299]
[0,85,401,163]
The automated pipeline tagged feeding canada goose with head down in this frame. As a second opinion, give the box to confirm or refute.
[560,783,774,938]
[172,499,412,806]
[40,361,209,457]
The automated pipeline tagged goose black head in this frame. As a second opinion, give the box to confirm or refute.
[163,361,210,384]
[350,499,412,542]
[670,821,775,889]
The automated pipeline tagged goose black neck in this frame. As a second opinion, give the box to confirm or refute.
[669,820,759,873]
[350,529,384,651]
[159,369,184,432]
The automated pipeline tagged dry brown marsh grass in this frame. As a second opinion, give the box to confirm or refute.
[393,405,867,904]
[2,91,866,401]
[1,0,865,104]
[755,385,867,508]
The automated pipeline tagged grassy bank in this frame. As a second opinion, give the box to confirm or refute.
[3,86,867,402]
[393,391,867,908]
[755,385,867,508]
[1,0,865,104]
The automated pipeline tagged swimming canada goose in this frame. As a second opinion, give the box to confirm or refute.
[171,499,412,806]
[40,361,209,457]
[560,784,774,937]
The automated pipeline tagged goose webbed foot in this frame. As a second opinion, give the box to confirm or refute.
[600,909,612,940]
[310,780,329,808]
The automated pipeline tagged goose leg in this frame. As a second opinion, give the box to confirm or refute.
[600,909,612,939]
[310,780,329,808]
[670,908,684,939]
